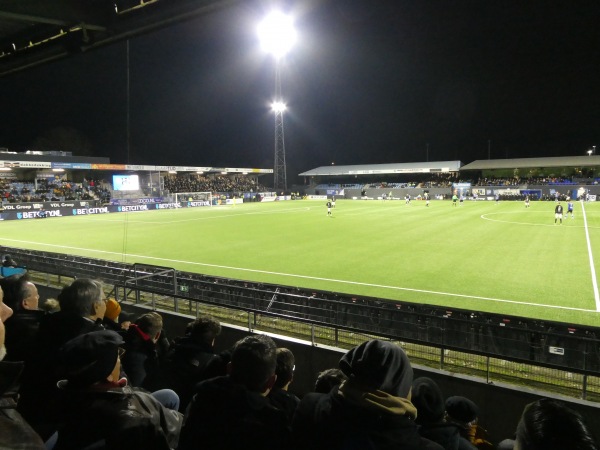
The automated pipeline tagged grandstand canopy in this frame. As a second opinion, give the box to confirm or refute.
[460,156,600,171]
[299,161,462,177]
[0,0,233,78]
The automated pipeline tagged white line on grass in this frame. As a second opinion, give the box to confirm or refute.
[0,237,596,314]
[581,201,600,311]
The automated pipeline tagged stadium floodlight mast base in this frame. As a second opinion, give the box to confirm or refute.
[258,11,296,193]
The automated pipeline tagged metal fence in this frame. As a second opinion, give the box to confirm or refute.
[4,245,600,401]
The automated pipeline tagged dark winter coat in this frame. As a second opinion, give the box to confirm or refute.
[3,308,45,362]
[178,375,291,450]
[17,311,104,440]
[54,380,183,450]
[154,336,218,412]
[292,387,444,450]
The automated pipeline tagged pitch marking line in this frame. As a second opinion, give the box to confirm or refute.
[0,237,597,314]
[581,202,600,311]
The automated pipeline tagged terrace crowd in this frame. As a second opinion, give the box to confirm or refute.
[0,275,598,449]
[164,174,269,195]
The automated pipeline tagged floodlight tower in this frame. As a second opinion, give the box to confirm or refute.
[258,11,296,192]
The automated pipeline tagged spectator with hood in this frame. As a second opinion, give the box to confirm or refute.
[292,339,443,450]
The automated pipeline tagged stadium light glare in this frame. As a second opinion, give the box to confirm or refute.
[221,171,227,175]
[588,150,593,156]
[258,11,296,59]
[271,101,286,113]
[168,170,177,174]
[52,168,65,172]
[196,171,204,174]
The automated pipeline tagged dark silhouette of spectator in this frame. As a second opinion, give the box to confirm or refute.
[121,311,164,388]
[268,347,300,424]
[445,396,492,450]
[54,330,183,449]
[292,339,443,450]
[157,315,221,412]
[500,398,599,450]
[178,334,290,450]
[2,254,17,267]
[313,368,348,394]
[0,287,46,449]
[17,278,107,440]
[1,274,44,362]
[411,377,472,450]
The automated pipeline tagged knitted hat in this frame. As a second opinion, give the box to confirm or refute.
[339,340,413,398]
[104,299,121,321]
[412,377,445,424]
[445,396,480,423]
[58,330,124,387]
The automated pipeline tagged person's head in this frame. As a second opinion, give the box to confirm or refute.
[445,396,480,426]
[135,312,163,342]
[0,287,14,361]
[0,273,39,311]
[228,335,277,394]
[58,330,125,387]
[514,398,599,450]
[339,339,413,398]
[103,299,121,322]
[185,315,221,347]
[39,298,60,313]
[412,377,445,425]
[273,348,295,390]
[314,368,348,394]
[58,279,106,320]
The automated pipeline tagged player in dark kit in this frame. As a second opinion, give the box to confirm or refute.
[554,202,563,225]
[326,201,332,216]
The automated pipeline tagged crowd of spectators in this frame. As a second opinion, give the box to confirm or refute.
[164,174,269,195]
[0,276,598,449]
[0,177,111,203]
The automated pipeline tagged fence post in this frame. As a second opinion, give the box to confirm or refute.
[582,374,588,400]
[440,348,445,369]
[311,324,316,346]
[486,356,490,384]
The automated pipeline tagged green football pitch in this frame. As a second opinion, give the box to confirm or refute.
[1,199,599,326]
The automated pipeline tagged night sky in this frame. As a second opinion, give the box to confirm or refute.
[1,1,599,184]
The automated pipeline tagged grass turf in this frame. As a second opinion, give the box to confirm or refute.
[1,198,599,326]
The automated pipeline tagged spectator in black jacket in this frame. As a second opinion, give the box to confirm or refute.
[268,347,300,424]
[156,315,221,412]
[292,339,443,450]
[179,334,290,450]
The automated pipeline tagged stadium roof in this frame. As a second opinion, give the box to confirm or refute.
[299,161,462,177]
[0,0,235,78]
[460,156,600,171]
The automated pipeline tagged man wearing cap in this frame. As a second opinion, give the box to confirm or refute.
[292,339,443,450]
[54,330,182,449]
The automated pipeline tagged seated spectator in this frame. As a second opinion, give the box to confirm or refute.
[411,377,473,450]
[2,254,17,267]
[0,274,44,362]
[268,347,300,423]
[501,398,599,450]
[292,339,443,450]
[445,396,493,450]
[17,278,107,440]
[157,315,221,412]
[0,288,45,449]
[121,311,164,388]
[54,330,182,449]
[178,334,290,450]
[313,368,348,394]
[101,298,122,332]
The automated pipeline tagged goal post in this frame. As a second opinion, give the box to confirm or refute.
[174,192,213,206]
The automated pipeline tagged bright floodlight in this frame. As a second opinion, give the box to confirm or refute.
[271,101,286,113]
[588,150,593,156]
[258,11,297,58]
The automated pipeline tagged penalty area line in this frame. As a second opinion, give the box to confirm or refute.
[581,201,600,311]
[0,237,596,314]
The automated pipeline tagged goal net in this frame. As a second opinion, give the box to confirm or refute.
[174,192,213,206]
